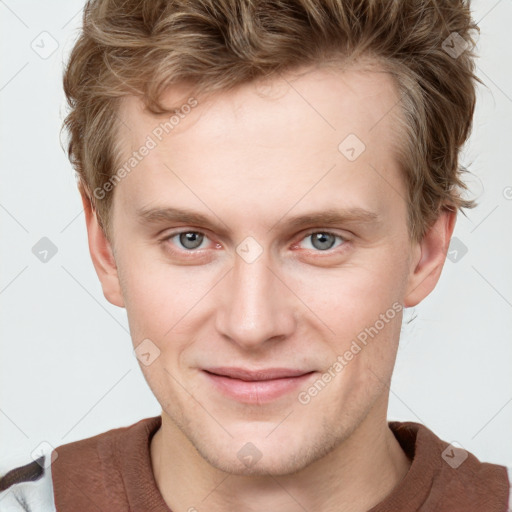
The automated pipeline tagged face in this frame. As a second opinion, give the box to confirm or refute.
[87,64,451,476]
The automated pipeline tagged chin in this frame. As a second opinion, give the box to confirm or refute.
[200,449,311,477]
[192,425,345,477]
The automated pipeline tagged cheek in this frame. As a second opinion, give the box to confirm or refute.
[117,226,410,344]
[119,265,199,399]
[117,253,216,345]
[292,251,407,329]
[289,252,408,393]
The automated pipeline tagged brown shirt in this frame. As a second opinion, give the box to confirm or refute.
[8,416,510,511]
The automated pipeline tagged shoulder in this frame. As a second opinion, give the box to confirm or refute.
[0,416,160,512]
[508,466,512,511]
[0,454,56,512]
[390,421,512,509]
[52,416,161,510]
[51,415,161,468]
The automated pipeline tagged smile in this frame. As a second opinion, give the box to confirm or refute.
[202,368,317,404]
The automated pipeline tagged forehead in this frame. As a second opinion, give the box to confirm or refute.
[120,63,402,149]
[113,64,406,231]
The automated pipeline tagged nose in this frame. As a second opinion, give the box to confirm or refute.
[215,243,297,351]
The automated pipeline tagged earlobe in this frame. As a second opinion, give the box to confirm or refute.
[404,208,457,308]
[80,189,125,308]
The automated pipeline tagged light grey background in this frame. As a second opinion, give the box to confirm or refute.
[1,0,511,471]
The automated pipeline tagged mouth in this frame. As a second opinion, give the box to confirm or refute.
[202,367,316,404]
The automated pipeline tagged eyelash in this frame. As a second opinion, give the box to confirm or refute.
[160,229,347,256]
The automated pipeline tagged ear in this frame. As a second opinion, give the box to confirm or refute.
[80,189,125,308]
[404,208,457,307]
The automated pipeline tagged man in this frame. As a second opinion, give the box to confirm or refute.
[0,0,510,510]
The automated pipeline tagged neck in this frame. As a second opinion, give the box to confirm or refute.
[150,404,411,512]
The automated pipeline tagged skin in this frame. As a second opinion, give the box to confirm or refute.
[82,64,456,511]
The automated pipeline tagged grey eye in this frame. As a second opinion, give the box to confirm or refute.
[309,232,337,251]
[178,232,204,250]
[298,232,345,252]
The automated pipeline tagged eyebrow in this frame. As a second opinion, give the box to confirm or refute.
[136,206,380,233]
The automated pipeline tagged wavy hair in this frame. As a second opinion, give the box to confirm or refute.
[62,0,480,241]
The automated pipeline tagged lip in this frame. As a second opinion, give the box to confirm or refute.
[204,367,312,380]
[202,367,316,404]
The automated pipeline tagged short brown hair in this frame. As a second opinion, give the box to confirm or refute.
[63,0,480,242]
